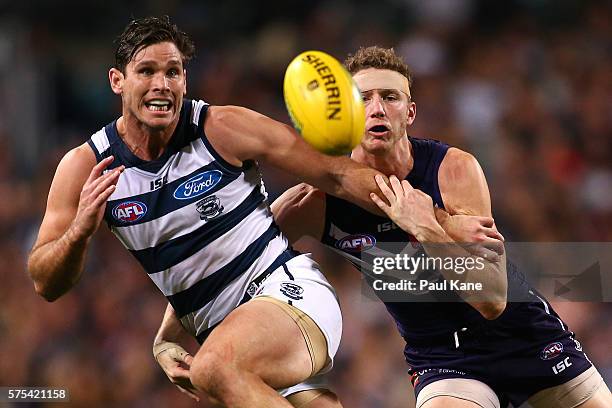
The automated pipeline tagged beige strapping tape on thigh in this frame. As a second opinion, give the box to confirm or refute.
[526,366,605,408]
[253,296,328,376]
[287,389,327,408]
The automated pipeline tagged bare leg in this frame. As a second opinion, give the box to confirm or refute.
[190,299,318,408]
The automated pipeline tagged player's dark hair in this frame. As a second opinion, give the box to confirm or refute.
[114,15,195,73]
[344,46,412,88]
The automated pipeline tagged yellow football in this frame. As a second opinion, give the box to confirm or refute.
[283,50,365,155]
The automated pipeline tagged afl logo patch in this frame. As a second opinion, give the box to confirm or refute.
[174,170,222,200]
[112,201,147,223]
[540,342,564,360]
[336,234,376,253]
[280,282,304,301]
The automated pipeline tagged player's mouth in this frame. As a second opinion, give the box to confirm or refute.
[144,99,173,113]
[367,124,391,138]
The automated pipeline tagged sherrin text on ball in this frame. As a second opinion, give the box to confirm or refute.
[284,50,365,155]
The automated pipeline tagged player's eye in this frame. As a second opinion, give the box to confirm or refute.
[384,93,399,102]
[167,69,179,78]
[139,68,154,76]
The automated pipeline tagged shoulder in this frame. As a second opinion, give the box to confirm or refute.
[439,147,491,216]
[57,143,97,175]
[204,105,293,165]
[205,105,270,134]
[439,148,482,181]
[48,143,98,205]
[438,147,486,188]
[45,143,97,217]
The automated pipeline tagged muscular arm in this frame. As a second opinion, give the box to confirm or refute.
[27,145,122,301]
[436,149,507,318]
[371,149,507,320]
[204,106,386,215]
[272,181,502,262]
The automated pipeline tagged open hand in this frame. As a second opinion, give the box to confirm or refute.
[370,175,441,239]
[72,156,124,239]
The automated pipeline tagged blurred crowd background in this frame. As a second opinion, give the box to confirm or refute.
[1,0,610,407]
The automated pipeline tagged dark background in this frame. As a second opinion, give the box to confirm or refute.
[0,1,610,406]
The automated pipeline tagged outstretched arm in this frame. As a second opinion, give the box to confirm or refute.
[27,146,123,301]
[204,105,387,215]
[270,183,504,261]
[272,181,503,260]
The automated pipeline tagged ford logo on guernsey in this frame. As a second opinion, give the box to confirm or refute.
[540,342,564,360]
[112,201,148,223]
[173,170,223,200]
[336,234,376,252]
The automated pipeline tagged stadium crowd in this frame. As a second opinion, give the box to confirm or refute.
[0,1,610,406]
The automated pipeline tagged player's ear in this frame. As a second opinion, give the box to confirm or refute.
[183,69,187,96]
[406,101,416,126]
[109,68,124,95]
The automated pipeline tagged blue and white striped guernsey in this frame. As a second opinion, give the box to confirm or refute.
[87,99,293,340]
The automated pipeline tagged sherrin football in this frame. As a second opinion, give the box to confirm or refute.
[283,50,365,155]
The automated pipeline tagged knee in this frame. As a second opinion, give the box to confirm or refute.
[190,350,236,397]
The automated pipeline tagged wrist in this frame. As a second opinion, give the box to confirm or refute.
[415,223,448,243]
[153,340,174,359]
[434,207,450,228]
[65,223,92,246]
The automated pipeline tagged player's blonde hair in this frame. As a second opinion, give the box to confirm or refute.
[344,46,412,88]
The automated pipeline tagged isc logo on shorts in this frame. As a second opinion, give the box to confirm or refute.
[336,234,376,252]
[112,201,147,223]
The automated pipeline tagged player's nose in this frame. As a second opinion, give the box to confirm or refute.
[151,73,170,92]
[367,94,386,118]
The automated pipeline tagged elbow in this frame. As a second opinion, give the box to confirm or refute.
[28,257,65,302]
[30,268,66,302]
[480,301,507,320]
[33,281,62,302]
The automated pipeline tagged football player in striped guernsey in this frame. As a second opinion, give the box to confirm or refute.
[26,16,396,408]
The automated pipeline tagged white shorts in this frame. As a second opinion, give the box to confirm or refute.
[279,374,330,398]
[254,253,343,373]
[181,251,341,398]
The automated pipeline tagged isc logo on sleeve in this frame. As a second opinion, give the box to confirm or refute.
[112,201,148,223]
